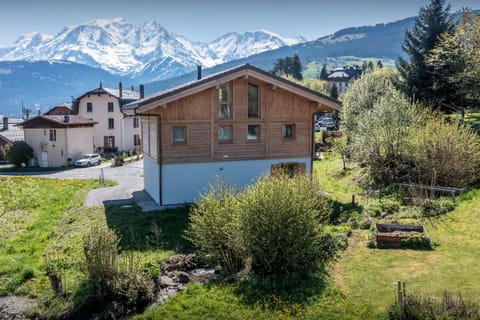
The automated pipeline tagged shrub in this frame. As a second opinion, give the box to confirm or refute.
[79,226,154,317]
[389,291,480,320]
[186,174,334,282]
[186,181,246,275]
[3,141,33,168]
[412,116,480,187]
[241,174,332,280]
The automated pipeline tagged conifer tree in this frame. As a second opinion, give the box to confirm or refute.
[330,84,339,100]
[319,64,328,80]
[397,0,453,109]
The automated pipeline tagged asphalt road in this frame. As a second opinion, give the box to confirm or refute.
[0,160,162,211]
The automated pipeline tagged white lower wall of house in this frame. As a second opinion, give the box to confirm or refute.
[144,157,160,204]
[160,158,311,205]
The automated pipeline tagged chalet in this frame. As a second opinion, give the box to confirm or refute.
[326,66,363,93]
[20,115,97,167]
[124,64,341,206]
[75,83,142,153]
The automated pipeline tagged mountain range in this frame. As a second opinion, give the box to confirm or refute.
[0,16,415,116]
[0,17,304,83]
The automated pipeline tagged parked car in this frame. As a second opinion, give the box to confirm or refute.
[75,153,102,167]
[316,117,336,129]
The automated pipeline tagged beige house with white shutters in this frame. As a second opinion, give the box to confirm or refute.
[76,83,142,153]
[20,115,96,167]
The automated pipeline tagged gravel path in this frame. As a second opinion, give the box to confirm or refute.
[0,296,36,320]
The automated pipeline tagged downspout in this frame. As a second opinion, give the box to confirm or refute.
[134,110,162,206]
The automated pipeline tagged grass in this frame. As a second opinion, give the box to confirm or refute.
[0,175,188,317]
[0,165,77,173]
[2,155,480,319]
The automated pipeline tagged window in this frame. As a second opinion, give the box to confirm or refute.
[86,102,93,113]
[49,129,56,141]
[108,118,115,129]
[218,83,232,118]
[248,83,259,118]
[133,134,141,146]
[133,117,139,128]
[247,125,260,141]
[271,162,306,177]
[173,127,186,144]
[108,102,114,112]
[283,124,295,139]
[104,136,115,148]
[218,125,233,142]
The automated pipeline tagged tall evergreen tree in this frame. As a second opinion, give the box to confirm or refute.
[319,64,328,80]
[330,84,339,100]
[397,0,453,109]
[292,54,303,81]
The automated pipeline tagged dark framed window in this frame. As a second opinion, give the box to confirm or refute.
[108,102,114,112]
[108,118,115,129]
[283,124,295,139]
[133,134,141,146]
[248,83,259,118]
[247,124,260,141]
[218,125,233,142]
[173,127,186,144]
[218,83,232,118]
[49,129,56,141]
[86,102,93,113]
[133,117,139,128]
[104,136,115,148]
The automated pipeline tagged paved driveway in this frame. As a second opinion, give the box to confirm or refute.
[0,160,161,211]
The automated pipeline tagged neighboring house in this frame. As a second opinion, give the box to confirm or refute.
[0,116,25,158]
[75,83,142,153]
[326,66,363,93]
[20,115,97,167]
[44,104,72,115]
[124,64,341,206]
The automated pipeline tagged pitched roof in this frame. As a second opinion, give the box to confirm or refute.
[328,71,350,79]
[19,115,97,128]
[124,64,341,113]
[0,116,24,142]
[76,87,140,102]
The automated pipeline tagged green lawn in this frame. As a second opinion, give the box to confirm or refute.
[2,157,480,319]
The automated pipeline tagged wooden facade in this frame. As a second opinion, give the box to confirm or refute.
[126,64,341,205]
[137,66,340,166]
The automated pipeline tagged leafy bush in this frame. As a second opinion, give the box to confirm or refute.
[412,116,480,187]
[186,181,246,275]
[3,141,33,168]
[186,174,334,281]
[389,291,480,320]
[79,226,154,317]
[241,174,332,280]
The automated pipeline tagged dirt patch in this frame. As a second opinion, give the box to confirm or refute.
[0,296,37,320]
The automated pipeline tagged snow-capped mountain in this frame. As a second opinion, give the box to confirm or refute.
[0,17,305,82]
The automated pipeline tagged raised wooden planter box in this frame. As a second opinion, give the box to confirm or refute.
[375,223,429,248]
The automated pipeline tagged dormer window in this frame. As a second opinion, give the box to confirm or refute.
[218,83,232,119]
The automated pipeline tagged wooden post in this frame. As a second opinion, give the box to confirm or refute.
[352,194,355,205]
[398,281,403,318]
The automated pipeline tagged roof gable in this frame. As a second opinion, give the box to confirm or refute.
[124,64,341,113]
[19,115,97,129]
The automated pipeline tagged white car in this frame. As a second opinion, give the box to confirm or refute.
[75,153,102,167]
[316,117,336,129]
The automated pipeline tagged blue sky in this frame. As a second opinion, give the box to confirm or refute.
[0,0,478,46]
